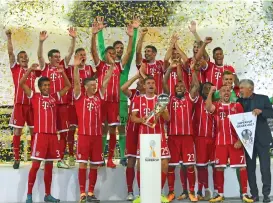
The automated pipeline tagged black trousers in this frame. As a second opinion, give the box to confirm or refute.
[246,142,271,197]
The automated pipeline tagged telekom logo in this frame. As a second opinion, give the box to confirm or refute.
[50,72,58,81]
[219,112,226,120]
[144,108,151,115]
[87,102,93,111]
[171,72,176,79]
[42,101,49,110]
[214,71,221,79]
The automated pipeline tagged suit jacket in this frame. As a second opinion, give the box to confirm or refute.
[237,93,273,146]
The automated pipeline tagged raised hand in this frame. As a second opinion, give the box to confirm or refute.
[30,63,40,71]
[210,86,217,93]
[140,28,148,36]
[5,29,12,37]
[39,31,48,42]
[204,37,213,44]
[188,21,197,33]
[56,65,64,73]
[126,24,134,37]
[131,16,141,29]
[234,140,242,149]
[170,33,179,45]
[68,27,77,38]
[96,16,106,30]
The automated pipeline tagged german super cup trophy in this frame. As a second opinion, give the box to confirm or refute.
[144,94,170,128]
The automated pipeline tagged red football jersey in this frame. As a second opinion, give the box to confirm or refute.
[30,92,60,134]
[193,97,215,138]
[167,93,196,135]
[74,91,103,136]
[11,63,36,105]
[205,62,235,90]
[187,58,206,87]
[96,60,122,102]
[167,66,189,95]
[66,65,94,105]
[213,102,243,145]
[127,89,141,133]
[41,59,68,104]
[132,95,165,135]
[137,59,165,94]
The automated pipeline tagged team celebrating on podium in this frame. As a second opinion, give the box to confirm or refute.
[5,16,273,203]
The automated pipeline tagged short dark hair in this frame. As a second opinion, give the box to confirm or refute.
[38,77,50,87]
[17,51,27,60]
[113,41,123,48]
[145,45,157,53]
[48,49,60,58]
[75,48,85,54]
[222,70,233,77]
[83,76,97,86]
[193,41,203,47]
[104,46,115,54]
[213,47,223,56]
[144,75,155,84]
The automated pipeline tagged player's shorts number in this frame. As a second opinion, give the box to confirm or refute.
[187,153,195,162]
[240,155,244,164]
[161,147,169,156]
[56,150,60,158]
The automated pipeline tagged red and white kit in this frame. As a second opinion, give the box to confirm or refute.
[204,62,235,90]
[137,59,165,94]
[66,64,94,126]
[96,60,122,125]
[30,92,61,161]
[212,102,246,167]
[193,97,216,166]
[125,89,141,157]
[132,95,170,159]
[187,57,206,87]
[167,66,189,95]
[9,63,36,128]
[74,91,104,164]
[41,59,69,132]
[167,93,196,165]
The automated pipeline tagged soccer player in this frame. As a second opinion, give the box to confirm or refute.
[91,18,134,168]
[37,28,76,169]
[97,16,140,166]
[121,71,145,200]
[73,52,114,202]
[6,30,37,169]
[205,85,253,203]
[136,28,166,94]
[65,47,95,167]
[20,64,71,203]
[163,60,200,202]
[193,81,215,200]
[131,75,170,203]
[196,37,238,90]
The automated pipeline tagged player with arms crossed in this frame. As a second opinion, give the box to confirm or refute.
[91,18,133,168]
[73,52,114,202]
[37,28,76,169]
[6,30,37,169]
[206,85,253,203]
[131,75,170,203]
[121,71,145,200]
[20,64,71,203]
[163,60,200,202]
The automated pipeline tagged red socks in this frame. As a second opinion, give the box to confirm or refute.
[168,167,175,192]
[44,162,53,195]
[108,133,116,159]
[180,167,188,191]
[88,169,98,193]
[161,172,167,189]
[27,161,40,194]
[187,167,196,192]
[126,167,135,193]
[215,170,224,194]
[78,168,87,194]
[13,135,21,160]
[59,132,68,159]
[197,167,209,191]
[67,130,75,156]
[137,171,141,189]
[240,169,248,194]
[213,167,218,192]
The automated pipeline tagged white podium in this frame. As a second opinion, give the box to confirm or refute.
[140,134,161,203]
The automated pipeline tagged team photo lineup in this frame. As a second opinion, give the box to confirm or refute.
[4,11,273,203]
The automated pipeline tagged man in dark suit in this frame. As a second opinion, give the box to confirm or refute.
[237,79,273,202]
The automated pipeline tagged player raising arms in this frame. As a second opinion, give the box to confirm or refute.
[37,28,76,169]
[131,75,170,203]
[6,30,37,169]
[206,85,253,203]
[121,71,145,201]
[20,64,71,203]
[91,17,134,168]
[73,52,114,202]
[163,60,200,202]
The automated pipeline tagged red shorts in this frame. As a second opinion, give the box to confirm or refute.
[101,101,120,126]
[214,144,246,168]
[31,133,60,161]
[168,135,196,166]
[68,104,78,127]
[125,121,139,157]
[195,137,215,166]
[76,135,104,164]
[56,104,70,132]
[136,134,170,159]
[9,104,34,128]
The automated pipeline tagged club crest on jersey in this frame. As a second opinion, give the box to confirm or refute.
[142,103,146,106]
[35,151,40,156]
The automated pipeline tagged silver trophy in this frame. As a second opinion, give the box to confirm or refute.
[144,94,170,128]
